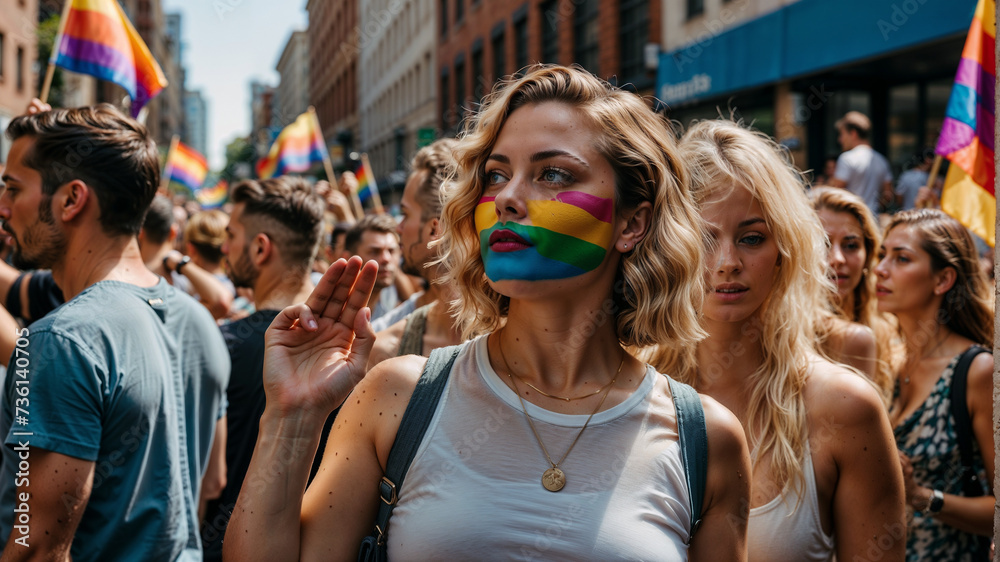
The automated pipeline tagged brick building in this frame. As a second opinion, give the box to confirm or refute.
[307,0,359,167]
[0,0,38,164]
[438,0,661,134]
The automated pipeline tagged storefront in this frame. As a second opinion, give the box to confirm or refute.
[657,0,976,179]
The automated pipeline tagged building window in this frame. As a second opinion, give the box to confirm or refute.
[16,46,24,92]
[619,0,649,84]
[492,28,506,81]
[455,59,465,124]
[455,0,464,23]
[573,0,599,74]
[472,42,484,102]
[440,0,448,37]
[687,0,704,19]
[513,15,528,73]
[540,0,559,64]
[440,70,449,129]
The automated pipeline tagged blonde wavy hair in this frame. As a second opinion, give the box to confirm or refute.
[438,64,707,352]
[809,186,895,401]
[647,119,834,496]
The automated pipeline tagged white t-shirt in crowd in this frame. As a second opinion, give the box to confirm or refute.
[834,144,893,213]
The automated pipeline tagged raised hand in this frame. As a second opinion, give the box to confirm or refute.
[25,98,52,116]
[262,256,379,421]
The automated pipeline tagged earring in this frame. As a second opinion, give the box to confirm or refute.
[862,267,869,275]
[622,243,629,251]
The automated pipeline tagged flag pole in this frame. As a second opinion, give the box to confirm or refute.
[40,0,73,104]
[916,154,944,209]
[160,135,180,195]
[309,106,364,218]
[362,152,386,214]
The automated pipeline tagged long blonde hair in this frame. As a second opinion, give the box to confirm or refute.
[650,119,833,493]
[438,64,707,353]
[809,187,895,402]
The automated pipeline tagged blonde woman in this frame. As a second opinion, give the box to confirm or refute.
[163,209,234,319]
[225,65,751,561]
[877,209,994,561]
[810,186,896,402]
[648,120,904,561]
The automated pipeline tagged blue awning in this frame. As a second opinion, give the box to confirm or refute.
[657,0,978,106]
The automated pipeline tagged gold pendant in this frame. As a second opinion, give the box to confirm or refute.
[542,467,566,492]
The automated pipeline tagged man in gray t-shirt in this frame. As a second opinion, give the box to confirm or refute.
[0,102,229,561]
[830,111,894,215]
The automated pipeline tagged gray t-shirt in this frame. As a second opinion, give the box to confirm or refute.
[834,145,893,214]
[0,279,230,561]
[895,168,929,211]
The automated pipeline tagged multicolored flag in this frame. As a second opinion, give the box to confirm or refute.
[196,180,228,209]
[256,111,326,179]
[163,139,208,193]
[935,0,995,246]
[354,154,378,203]
[51,0,168,118]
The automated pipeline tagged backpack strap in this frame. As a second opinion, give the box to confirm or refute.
[367,345,462,551]
[396,304,432,357]
[668,377,708,544]
[948,344,990,498]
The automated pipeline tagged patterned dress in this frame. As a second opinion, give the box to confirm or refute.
[892,349,991,562]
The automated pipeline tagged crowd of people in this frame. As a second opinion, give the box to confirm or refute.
[0,64,992,561]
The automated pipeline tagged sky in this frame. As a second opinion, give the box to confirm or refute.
[160,0,308,169]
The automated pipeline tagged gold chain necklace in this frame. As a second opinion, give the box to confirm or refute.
[902,331,950,385]
[497,333,624,492]
[509,368,619,402]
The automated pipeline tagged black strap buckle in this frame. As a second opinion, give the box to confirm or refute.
[379,476,398,506]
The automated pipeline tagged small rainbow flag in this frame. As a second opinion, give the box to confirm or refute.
[354,155,378,203]
[196,180,228,209]
[474,191,614,280]
[52,0,168,118]
[256,111,326,179]
[164,140,208,193]
[936,0,995,246]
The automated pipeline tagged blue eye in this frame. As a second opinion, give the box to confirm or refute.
[741,234,764,246]
[540,168,572,185]
[485,170,508,186]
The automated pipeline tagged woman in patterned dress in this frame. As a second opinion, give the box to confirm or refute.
[877,209,994,561]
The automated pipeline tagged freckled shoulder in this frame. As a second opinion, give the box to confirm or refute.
[352,354,430,467]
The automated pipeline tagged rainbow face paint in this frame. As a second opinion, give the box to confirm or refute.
[475,191,615,281]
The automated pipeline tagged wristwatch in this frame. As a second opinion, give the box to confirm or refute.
[927,489,945,514]
[163,254,191,274]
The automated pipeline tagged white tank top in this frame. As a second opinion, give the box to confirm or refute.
[387,336,693,561]
[747,443,835,561]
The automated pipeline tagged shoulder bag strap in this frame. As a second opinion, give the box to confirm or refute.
[370,345,462,547]
[668,377,708,543]
[948,344,990,498]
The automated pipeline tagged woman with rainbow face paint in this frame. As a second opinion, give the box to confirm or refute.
[227,65,751,562]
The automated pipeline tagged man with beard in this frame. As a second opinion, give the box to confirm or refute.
[0,105,230,561]
[368,139,464,366]
[201,176,325,562]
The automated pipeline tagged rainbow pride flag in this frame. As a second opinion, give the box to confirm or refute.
[52,0,168,118]
[474,191,614,281]
[936,0,995,246]
[354,155,378,203]
[164,141,208,193]
[196,180,228,209]
[256,111,326,179]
